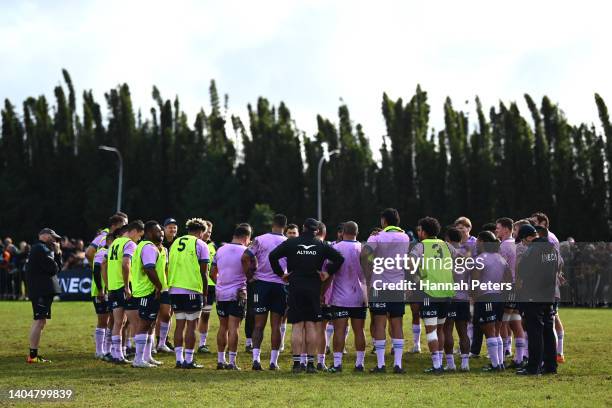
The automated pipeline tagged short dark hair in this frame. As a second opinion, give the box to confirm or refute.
[445,226,462,243]
[234,223,252,238]
[317,222,327,234]
[342,221,358,236]
[186,218,207,233]
[127,220,145,232]
[381,208,400,226]
[482,222,497,233]
[109,214,126,227]
[477,231,500,253]
[273,214,287,228]
[114,212,128,220]
[286,223,298,231]
[531,212,550,227]
[144,220,160,235]
[418,217,441,238]
[495,217,514,231]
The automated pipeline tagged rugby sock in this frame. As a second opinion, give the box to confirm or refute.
[104,329,112,354]
[496,336,504,365]
[145,335,153,361]
[185,349,194,364]
[199,331,208,347]
[486,338,499,367]
[431,351,441,369]
[514,337,525,363]
[557,330,564,355]
[122,346,127,357]
[503,336,511,354]
[270,349,279,366]
[111,335,122,359]
[95,328,105,355]
[158,322,170,348]
[252,348,261,363]
[374,339,386,368]
[306,355,314,368]
[175,346,184,364]
[218,351,227,364]
[333,352,343,367]
[412,324,421,347]
[280,324,287,348]
[229,351,237,365]
[300,353,307,365]
[317,354,326,365]
[460,353,469,370]
[446,353,456,370]
[325,323,334,345]
[292,354,301,367]
[245,338,253,347]
[392,338,403,368]
[134,334,147,364]
[356,350,365,367]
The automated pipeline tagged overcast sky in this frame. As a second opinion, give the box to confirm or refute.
[1,0,610,148]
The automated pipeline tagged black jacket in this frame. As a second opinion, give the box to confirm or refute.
[269,231,344,285]
[25,240,62,297]
[516,237,559,302]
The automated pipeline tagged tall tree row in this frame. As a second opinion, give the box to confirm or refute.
[0,71,610,242]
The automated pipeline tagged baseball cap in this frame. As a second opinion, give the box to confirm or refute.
[304,218,320,232]
[39,228,61,239]
[163,218,177,227]
[516,224,537,241]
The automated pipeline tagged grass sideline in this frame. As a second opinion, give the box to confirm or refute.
[0,302,610,407]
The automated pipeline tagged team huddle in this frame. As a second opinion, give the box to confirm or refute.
[80,208,564,375]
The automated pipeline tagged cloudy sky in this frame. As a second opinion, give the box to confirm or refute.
[1,0,610,147]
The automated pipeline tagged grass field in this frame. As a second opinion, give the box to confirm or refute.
[0,302,610,407]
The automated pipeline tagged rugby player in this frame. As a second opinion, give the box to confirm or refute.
[213,224,252,370]
[131,221,165,368]
[156,217,178,352]
[269,218,344,374]
[85,213,128,266]
[168,218,210,369]
[279,223,299,351]
[362,209,411,374]
[408,217,456,374]
[107,220,145,363]
[317,222,333,370]
[454,216,477,256]
[92,238,111,360]
[241,214,288,371]
[472,231,512,372]
[326,221,367,372]
[197,220,216,354]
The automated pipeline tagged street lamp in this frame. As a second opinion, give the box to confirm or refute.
[98,145,123,213]
[317,144,340,221]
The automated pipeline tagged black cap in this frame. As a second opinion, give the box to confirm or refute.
[304,218,320,232]
[516,224,537,241]
[39,228,61,239]
[163,218,177,227]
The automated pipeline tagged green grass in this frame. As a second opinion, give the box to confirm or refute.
[0,302,610,407]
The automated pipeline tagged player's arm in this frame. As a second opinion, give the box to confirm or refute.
[122,257,131,296]
[92,263,104,297]
[200,262,209,298]
[210,264,218,282]
[269,241,289,277]
[242,244,257,281]
[101,258,109,289]
[322,243,344,277]
[85,245,97,266]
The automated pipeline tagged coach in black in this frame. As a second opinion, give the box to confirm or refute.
[269,218,344,373]
[25,228,63,364]
[515,224,559,375]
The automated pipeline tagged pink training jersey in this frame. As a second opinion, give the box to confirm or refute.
[90,230,108,250]
[499,238,517,281]
[366,230,411,285]
[328,240,366,307]
[247,233,287,284]
[93,247,107,265]
[476,252,510,296]
[123,240,137,258]
[448,243,470,301]
[214,243,248,301]
[140,243,159,269]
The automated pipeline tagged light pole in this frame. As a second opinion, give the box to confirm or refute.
[98,145,123,213]
[317,145,340,222]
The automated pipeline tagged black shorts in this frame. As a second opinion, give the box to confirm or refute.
[419,295,451,320]
[287,284,322,323]
[332,305,367,320]
[447,301,470,321]
[369,301,405,318]
[216,300,246,319]
[252,280,287,315]
[92,297,111,315]
[109,287,138,310]
[504,291,518,310]
[159,291,171,305]
[136,293,160,321]
[170,293,203,312]
[321,305,333,321]
[476,294,504,324]
[31,296,53,320]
